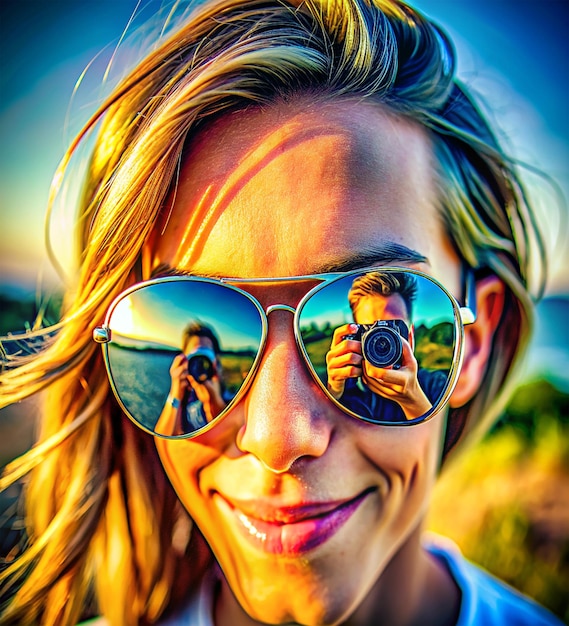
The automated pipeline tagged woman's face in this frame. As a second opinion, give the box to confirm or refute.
[151,99,463,625]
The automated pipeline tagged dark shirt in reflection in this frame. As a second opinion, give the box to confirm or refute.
[183,388,234,432]
[338,369,448,422]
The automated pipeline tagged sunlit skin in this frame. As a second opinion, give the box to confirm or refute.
[326,293,432,419]
[148,98,468,625]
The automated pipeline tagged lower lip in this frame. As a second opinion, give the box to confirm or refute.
[218,491,373,556]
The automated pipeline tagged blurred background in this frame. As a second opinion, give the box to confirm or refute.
[1,0,568,621]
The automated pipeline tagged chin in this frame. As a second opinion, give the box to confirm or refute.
[241,597,350,626]
[223,565,362,626]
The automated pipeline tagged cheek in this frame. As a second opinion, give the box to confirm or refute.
[155,438,220,509]
[358,416,444,500]
[155,411,242,507]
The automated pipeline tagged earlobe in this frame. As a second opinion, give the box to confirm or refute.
[450,275,505,408]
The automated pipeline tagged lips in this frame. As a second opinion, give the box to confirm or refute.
[215,488,375,556]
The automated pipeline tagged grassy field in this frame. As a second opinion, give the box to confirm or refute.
[427,379,569,622]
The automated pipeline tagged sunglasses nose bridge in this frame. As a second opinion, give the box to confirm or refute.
[256,302,307,379]
[263,304,300,354]
[265,304,297,316]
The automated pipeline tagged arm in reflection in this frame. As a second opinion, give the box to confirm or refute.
[156,353,190,436]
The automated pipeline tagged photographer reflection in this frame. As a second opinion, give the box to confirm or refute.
[157,322,229,436]
[326,272,446,421]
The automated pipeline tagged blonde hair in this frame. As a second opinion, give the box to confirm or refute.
[348,271,417,318]
[0,0,545,623]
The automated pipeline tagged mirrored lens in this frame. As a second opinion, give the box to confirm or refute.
[104,279,264,436]
[298,270,459,424]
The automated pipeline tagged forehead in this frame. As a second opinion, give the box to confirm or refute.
[353,292,410,322]
[151,98,452,279]
[184,334,214,351]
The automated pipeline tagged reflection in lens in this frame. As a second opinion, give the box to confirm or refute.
[298,270,457,424]
[106,280,264,436]
[361,320,408,368]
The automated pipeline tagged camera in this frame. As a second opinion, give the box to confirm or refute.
[187,348,216,382]
[346,319,409,369]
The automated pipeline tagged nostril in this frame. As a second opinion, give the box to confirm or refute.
[237,396,334,473]
[235,423,247,451]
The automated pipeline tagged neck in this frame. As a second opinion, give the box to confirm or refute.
[345,524,460,626]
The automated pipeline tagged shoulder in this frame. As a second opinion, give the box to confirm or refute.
[424,534,563,626]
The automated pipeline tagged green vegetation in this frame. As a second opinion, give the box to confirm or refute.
[428,379,569,622]
[219,352,257,392]
[0,291,62,336]
[414,322,454,370]
[302,331,335,380]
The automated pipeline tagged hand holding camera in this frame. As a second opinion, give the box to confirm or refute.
[326,323,364,400]
[167,348,226,419]
[326,319,432,419]
[344,319,409,369]
[186,348,228,422]
[168,352,191,401]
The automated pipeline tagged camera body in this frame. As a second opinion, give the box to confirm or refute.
[346,319,409,369]
[187,347,217,382]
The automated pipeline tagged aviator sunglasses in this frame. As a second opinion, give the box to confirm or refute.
[94,267,476,438]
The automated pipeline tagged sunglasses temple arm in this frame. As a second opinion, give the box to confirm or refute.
[459,268,477,326]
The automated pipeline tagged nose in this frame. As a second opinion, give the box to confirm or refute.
[236,308,334,473]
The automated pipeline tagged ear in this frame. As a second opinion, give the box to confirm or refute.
[450,275,505,408]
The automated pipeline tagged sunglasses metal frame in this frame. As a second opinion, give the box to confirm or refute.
[94,266,477,438]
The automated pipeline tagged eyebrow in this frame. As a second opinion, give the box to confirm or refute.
[151,243,428,279]
[312,243,429,273]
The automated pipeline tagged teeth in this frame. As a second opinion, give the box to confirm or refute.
[238,512,267,541]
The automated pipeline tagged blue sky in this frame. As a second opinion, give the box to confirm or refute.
[1,0,568,295]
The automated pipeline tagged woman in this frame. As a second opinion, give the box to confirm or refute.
[0,1,560,624]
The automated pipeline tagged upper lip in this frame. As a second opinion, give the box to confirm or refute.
[217,487,376,524]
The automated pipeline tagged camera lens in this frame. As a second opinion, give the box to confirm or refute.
[188,354,214,382]
[362,326,402,368]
